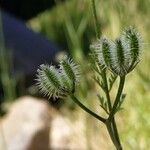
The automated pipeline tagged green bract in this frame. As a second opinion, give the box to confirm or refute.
[36,56,80,99]
[91,27,142,76]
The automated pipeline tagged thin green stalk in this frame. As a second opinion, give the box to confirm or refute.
[102,70,112,110]
[102,71,122,149]
[91,0,101,38]
[108,76,125,121]
[106,121,122,150]
[71,95,106,123]
[106,122,117,148]
[107,76,125,149]
[112,117,122,149]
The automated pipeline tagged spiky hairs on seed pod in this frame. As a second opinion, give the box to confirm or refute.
[121,26,143,72]
[36,64,63,99]
[90,36,115,70]
[109,27,143,76]
[90,27,143,76]
[59,56,80,93]
[109,38,130,76]
[36,56,81,99]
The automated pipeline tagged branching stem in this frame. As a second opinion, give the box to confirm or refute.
[90,1,124,149]
[102,71,122,149]
[108,76,125,121]
[71,95,106,123]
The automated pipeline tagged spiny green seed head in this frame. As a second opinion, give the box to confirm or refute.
[101,37,113,67]
[90,37,114,69]
[110,38,130,76]
[121,26,143,72]
[112,27,142,76]
[60,56,80,92]
[90,27,143,76]
[36,65,62,99]
[116,39,125,65]
[60,56,80,82]
[36,56,80,99]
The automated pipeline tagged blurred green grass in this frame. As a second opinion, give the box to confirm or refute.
[27,0,150,149]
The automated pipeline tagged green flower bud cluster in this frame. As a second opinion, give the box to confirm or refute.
[36,56,80,99]
[90,27,142,76]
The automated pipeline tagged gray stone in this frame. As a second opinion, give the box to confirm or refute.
[0,96,51,150]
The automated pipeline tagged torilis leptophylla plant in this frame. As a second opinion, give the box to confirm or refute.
[36,26,143,150]
[36,57,80,99]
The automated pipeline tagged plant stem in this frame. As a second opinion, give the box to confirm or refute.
[112,117,122,149]
[108,76,125,121]
[105,120,123,150]
[91,0,101,38]
[102,71,112,110]
[90,0,123,149]
[105,121,118,148]
[102,71,122,149]
[71,95,106,123]
[106,76,125,149]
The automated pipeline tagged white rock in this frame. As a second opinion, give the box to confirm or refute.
[0,96,51,150]
[50,112,87,150]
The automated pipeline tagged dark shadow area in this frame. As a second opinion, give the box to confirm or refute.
[0,0,57,20]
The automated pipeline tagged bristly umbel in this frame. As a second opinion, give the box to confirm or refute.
[36,56,80,99]
[36,27,142,99]
[90,27,143,76]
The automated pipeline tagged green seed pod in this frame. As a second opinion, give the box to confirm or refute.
[112,27,143,76]
[121,27,143,72]
[36,65,62,99]
[60,56,80,92]
[110,38,130,76]
[36,56,80,99]
[90,27,143,76]
[90,37,114,69]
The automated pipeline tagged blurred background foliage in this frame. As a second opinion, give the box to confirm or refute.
[1,0,150,149]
